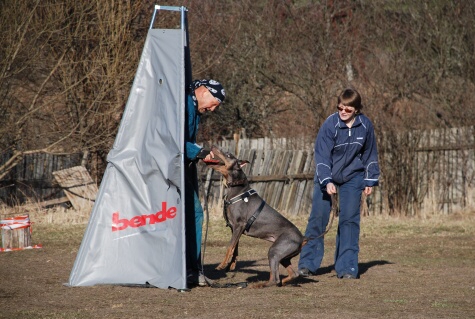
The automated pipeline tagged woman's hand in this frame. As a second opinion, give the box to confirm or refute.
[326,182,337,195]
[364,186,372,196]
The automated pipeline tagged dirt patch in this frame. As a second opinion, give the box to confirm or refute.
[1,213,474,319]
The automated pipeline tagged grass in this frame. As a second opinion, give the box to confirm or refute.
[2,201,474,249]
[1,206,474,319]
[432,300,454,309]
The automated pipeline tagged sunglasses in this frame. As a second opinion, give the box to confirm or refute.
[336,105,355,113]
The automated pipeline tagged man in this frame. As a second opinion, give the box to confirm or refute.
[184,79,225,287]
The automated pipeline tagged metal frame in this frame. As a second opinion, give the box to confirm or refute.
[149,5,188,30]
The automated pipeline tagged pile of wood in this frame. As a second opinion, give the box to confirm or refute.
[52,166,98,212]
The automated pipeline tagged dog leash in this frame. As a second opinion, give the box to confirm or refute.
[200,168,215,287]
[315,193,339,239]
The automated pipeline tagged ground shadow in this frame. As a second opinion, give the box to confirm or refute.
[202,259,392,287]
[203,260,272,282]
[295,260,393,283]
[203,259,319,287]
[358,260,393,275]
[313,260,393,276]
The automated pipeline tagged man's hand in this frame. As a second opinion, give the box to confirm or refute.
[199,150,221,164]
[203,151,221,164]
[196,148,211,159]
[204,151,215,161]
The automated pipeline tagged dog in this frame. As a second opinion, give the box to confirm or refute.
[204,145,307,287]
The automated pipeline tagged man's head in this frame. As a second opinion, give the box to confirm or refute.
[192,79,225,113]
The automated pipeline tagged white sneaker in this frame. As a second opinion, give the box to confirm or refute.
[198,273,213,287]
[187,270,212,287]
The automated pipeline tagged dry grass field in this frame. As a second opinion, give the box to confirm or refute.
[1,206,474,319]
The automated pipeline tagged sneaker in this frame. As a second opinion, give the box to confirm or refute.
[298,268,314,277]
[187,271,212,287]
[340,273,357,279]
[198,273,212,287]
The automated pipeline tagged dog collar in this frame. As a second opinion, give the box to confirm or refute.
[226,179,247,187]
[225,189,257,206]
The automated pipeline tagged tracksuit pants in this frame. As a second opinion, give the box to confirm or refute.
[298,172,364,278]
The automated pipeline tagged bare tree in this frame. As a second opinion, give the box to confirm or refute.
[1,0,474,212]
[0,0,62,178]
[0,0,149,179]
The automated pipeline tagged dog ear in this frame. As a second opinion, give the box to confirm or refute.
[238,160,249,168]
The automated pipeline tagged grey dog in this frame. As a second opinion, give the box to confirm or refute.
[205,145,307,288]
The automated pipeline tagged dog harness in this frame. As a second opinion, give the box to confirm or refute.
[224,189,257,205]
[244,200,266,232]
[223,189,266,232]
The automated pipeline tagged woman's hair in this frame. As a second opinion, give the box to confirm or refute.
[338,88,363,112]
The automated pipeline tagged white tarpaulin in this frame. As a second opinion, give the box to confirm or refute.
[68,27,187,289]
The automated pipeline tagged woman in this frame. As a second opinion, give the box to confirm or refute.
[298,88,380,279]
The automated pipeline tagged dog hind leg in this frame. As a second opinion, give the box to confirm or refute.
[268,237,302,286]
[282,259,299,286]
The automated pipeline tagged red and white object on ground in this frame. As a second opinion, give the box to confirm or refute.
[0,214,42,252]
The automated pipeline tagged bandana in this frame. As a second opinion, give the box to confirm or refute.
[191,79,226,104]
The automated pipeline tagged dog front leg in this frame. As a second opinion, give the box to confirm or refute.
[227,242,239,271]
[216,226,244,270]
[225,227,239,271]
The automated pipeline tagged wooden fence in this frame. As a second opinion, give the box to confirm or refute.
[412,126,475,215]
[0,152,83,205]
[199,126,475,216]
[1,126,473,216]
[199,148,316,216]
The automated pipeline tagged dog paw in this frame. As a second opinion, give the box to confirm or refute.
[248,282,263,289]
[228,261,237,271]
[216,263,227,270]
[249,281,278,289]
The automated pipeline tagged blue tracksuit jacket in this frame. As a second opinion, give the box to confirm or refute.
[184,94,202,160]
[315,112,380,188]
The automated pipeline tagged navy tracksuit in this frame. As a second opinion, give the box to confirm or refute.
[298,112,380,278]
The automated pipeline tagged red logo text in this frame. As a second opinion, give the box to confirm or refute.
[112,202,177,232]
